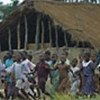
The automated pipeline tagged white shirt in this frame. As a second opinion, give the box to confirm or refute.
[68,66,80,82]
[21,59,36,74]
[70,66,80,73]
[45,60,52,66]
[82,60,92,67]
[5,62,24,80]
[65,58,70,65]
[59,58,70,65]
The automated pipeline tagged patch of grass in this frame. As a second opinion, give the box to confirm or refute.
[51,94,100,100]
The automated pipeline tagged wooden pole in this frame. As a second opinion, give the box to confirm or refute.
[24,15,28,50]
[48,21,52,48]
[54,23,59,52]
[0,43,1,52]
[35,14,40,50]
[41,21,44,49]
[17,21,21,50]
[64,32,68,48]
[8,29,12,50]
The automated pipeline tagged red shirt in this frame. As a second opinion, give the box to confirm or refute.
[35,61,50,80]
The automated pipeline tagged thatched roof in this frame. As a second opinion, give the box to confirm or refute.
[34,1,100,48]
[0,0,100,48]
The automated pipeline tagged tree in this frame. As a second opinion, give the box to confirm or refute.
[11,0,19,7]
[0,0,19,21]
[90,0,97,4]
[0,1,3,5]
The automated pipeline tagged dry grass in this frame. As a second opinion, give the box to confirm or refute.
[34,1,100,48]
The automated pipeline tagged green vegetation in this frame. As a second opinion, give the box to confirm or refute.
[0,0,19,21]
[52,94,100,100]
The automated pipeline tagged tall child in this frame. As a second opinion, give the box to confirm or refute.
[81,52,96,96]
[34,53,50,100]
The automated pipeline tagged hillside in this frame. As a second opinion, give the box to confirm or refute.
[34,1,100,48]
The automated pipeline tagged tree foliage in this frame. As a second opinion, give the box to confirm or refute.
[0,0,19,21]
[11,0,19,7]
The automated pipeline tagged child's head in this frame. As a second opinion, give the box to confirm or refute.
[63,48,69,57]
[60,54,66,64]
[20,51,28,61]
[15,52,22,62]
[39,53,45,62]
[51,53,58,61]
[12,54,16,62]
[6,52,12,59]
[27,54,33,61]
[91,53,96,62]
[83,52,91,62]
[71,58,78,67]
[44,50,51,60]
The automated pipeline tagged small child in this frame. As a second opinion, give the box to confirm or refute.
[55,55,70,93]
[68,58,80,95]
[50,54,60,95]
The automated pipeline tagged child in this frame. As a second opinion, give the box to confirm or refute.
[50,54,60,95]
[68,58,80,95]
[55,55,70,93]
[81,52,96,96]
[21,52,36,74]
[4,52,14,98]
[5,52,23,99]
[5,52,30,99]
[34,53,50,99]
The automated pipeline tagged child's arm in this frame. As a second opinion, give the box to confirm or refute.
[5,64,14,73]
[51,64,58,71]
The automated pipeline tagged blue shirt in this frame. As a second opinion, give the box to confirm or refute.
[5,58,13,68]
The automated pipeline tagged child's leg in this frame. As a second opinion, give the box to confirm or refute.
[38,79,45,94]
[4,81,8,98]
[38,78,46,100]
[18,89,29,99]
[7,82,15,99]
[58,78,70,93]
[71,80,80,95]
[7,83,11,99]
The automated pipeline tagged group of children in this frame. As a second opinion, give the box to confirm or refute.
[0,49,100,100]
[0,51,36,99]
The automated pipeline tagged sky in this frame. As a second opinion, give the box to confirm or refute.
[0,0,99,4]
[0,0,24,4]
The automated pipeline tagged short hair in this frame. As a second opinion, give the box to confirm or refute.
[45,50,51,55]
[71,58,78,64]
[27,54,32,60]
[83,52,91,57]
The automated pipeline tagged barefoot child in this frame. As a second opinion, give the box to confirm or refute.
[54,55,70,93]
[34,53,50,99]
[68,58,80,95]
[50,54,60,95]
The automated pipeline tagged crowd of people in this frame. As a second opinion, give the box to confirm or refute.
[0,48,99,100]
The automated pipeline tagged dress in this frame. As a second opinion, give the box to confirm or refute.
[50,61,60,95]
[68,66,80,95]
[57,64,70,93]
[35,61,50,93]
[82,60,95,95]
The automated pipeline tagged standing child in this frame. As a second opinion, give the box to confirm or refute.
[4,52,14,98]
[50,54,60,95]
[68,58,80,96]
[55,55,70,93]
[5,52,30,99]
[34,53,50,100]
[81,52,96,97]
[91,53,100,94]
